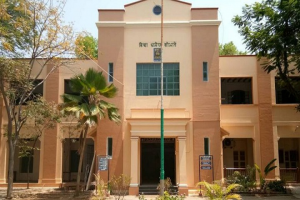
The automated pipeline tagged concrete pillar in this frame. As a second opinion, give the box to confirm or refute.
[39,64,62,185]
[273,126,280,179]
[129,137,139,195]
[178,137,188,195]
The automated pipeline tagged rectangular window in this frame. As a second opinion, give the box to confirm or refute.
[204,138,209,155]
[136,63,180,96]
[14,79,44,105]
[107,137,113,158]
[203,62,208,81]
[275,77,300,104]
[233,151,246,168]
[221,77,253,104]
[108,63,114,82]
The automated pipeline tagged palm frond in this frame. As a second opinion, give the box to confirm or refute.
[99,83,118,98]
[69,75,84,93]
[225,184,241,194]
[61,93,82,103]
[264,159,277,175]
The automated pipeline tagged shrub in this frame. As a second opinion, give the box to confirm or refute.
[93,173,108,200]
[266,180,286,193]
[226,166,256,192]
[197,180,241,200]
[110,174,131,200]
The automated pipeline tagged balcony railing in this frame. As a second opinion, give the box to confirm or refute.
[224,167,247,178]
[280,168,299,183]
[224,167,299,183]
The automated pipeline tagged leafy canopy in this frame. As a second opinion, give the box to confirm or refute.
[219,41,247,56]
[232,0,300,109]
[75,32,98,59]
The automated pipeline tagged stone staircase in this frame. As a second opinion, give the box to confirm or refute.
[139,185,178,195]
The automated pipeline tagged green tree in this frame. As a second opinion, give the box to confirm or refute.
[0,0,75,198]
[75,32,98,59]
[219,41,247,56]
[232,0,300,110]
[18,98,61,189]
[60,68,121,196]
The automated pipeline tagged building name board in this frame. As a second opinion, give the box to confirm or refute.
[139,41,177,48]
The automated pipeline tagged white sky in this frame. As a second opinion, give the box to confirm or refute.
[64,0,261,52]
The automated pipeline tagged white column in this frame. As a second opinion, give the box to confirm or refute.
[273,126,280,179]
[130,137,139,187]
[178,137,187,188]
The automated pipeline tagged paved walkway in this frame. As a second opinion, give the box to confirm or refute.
[0,186,300,199]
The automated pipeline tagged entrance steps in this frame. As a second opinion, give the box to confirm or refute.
[139,185,178,195]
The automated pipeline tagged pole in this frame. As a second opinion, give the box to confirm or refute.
[160,0,165,196]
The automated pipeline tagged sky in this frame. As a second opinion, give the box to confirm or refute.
[63,0,262,52]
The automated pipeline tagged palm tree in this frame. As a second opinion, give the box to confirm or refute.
[60,68,121,196]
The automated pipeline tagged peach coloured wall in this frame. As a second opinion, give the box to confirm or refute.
[97,11,125,180]
[40,65,61,183]
[191,8,218,20]
[123,26,192,114]
[191,23,221,183]
[99,10,124,21]
[124,0,191,22]
[257,60,275,179]
[220,56,258,104]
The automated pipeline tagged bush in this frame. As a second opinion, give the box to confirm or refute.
[110,174,131,200]
[266,180,286,193]
[226,166,256,192]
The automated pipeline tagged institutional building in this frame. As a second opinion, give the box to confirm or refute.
[0,0,300,195]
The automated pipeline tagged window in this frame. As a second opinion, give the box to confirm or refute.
[20,152,33,173]
[136,63,180,96]
[203,62,208,81]
[221,78,252,104]
[70,150,80,172]
[14,79,43,105]
[275,77,300,104]
[279,150,299,168]
[107,138,113,158]
[233,151,246,168]
[108,63,114,82]
[204,138,209,155]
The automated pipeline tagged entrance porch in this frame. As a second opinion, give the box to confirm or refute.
[127,109,191,195]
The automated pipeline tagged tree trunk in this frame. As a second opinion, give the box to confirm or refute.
[75,124,89,196]
[7,139,15,199]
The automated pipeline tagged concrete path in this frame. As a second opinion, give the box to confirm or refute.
[0,186,299,199]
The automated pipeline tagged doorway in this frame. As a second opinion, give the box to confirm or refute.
[140,138,176,185]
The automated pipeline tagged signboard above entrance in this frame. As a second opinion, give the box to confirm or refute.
[139,42,177,48]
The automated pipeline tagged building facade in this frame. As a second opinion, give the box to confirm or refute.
[1,0,300,195]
